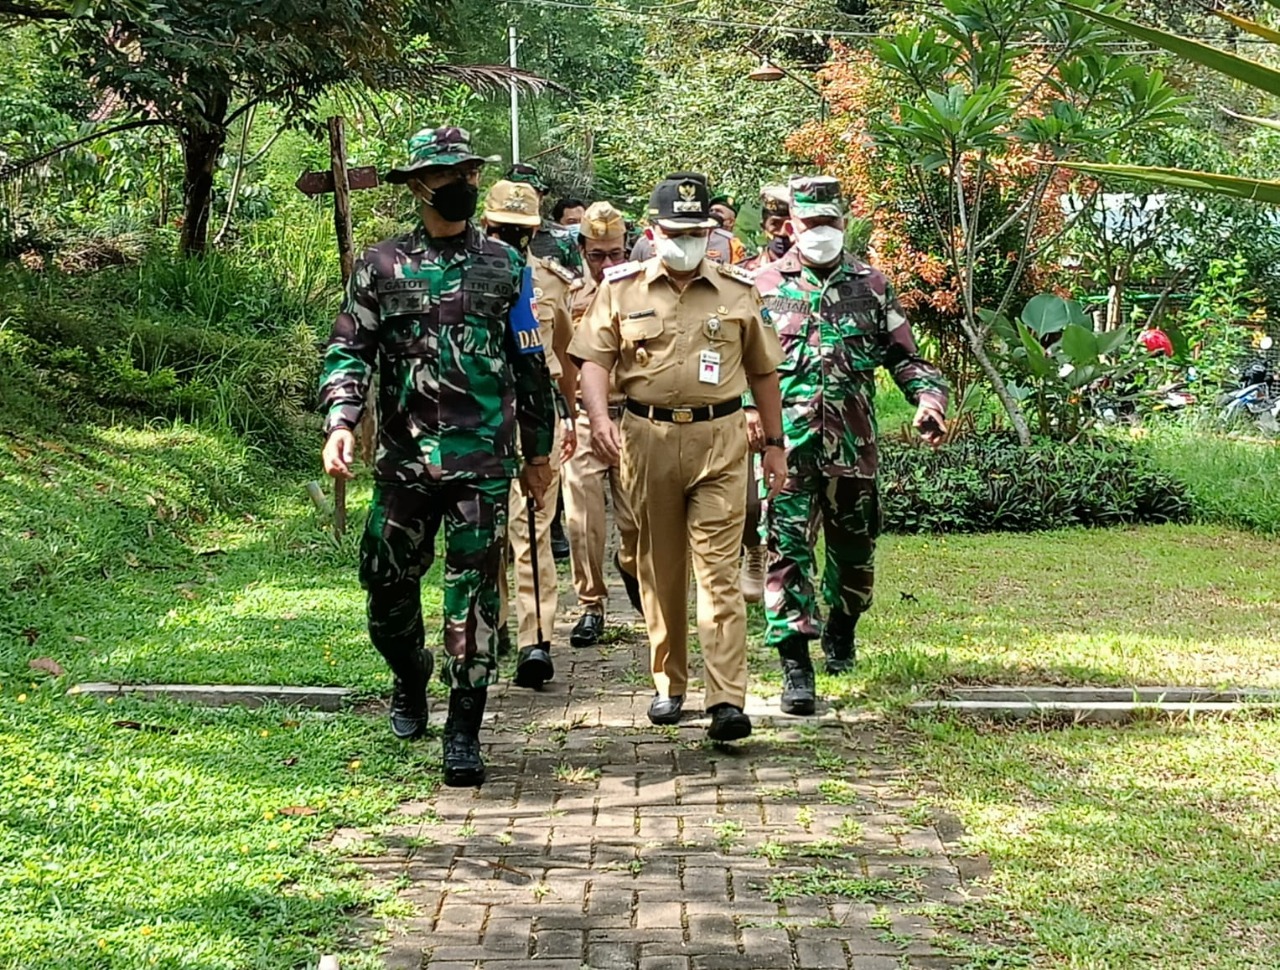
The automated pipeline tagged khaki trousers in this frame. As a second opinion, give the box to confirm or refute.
[619,408,749,709]
[562,409,638,615]
[501,422,563,647]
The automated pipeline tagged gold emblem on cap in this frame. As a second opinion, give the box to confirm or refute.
[678,182,697,201]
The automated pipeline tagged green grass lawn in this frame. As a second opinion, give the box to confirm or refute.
[3,423,1279,968]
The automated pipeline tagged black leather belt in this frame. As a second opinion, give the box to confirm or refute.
[625,398,742,424]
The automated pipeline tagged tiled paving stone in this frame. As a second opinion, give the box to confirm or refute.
[331,569,997,969]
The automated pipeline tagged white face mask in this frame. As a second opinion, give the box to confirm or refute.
[795,225,844,266]
[654,231,708,272]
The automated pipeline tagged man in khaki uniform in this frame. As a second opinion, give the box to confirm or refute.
[570,173,787,742]
[482,180,578,689]
[561,202,641,647]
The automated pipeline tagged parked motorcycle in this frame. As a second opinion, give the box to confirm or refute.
[1218,337,1280,434]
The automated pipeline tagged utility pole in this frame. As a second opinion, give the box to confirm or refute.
[508,24,520,163]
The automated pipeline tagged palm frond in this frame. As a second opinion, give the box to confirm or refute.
[369,62,569,97]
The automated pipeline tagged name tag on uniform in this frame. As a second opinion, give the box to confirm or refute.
[699,350,721,384]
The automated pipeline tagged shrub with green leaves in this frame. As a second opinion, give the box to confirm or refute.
[983,293,1134,439]
[880,433,1192,533]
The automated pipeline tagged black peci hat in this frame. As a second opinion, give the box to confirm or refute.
[648,174,719,230]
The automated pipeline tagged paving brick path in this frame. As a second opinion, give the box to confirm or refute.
[342,578,990,969]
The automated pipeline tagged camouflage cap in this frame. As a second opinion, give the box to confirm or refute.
[788,175,845,219]
[760,184,791,218]
[483,180,542,227]
[385,126,488,184]
[504,162,551,194]
[579,201,626,240]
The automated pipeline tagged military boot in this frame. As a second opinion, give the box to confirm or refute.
[442,687,487,788]
[821,609,858,675]
[386,647,434,740]
[777,636,816,716]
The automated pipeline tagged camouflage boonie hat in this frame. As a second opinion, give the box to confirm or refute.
[788,175,845,219]
[505,163,551,194]
[385,126,488,184]
[483,180,542,227]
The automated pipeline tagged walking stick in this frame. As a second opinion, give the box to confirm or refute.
[514,493,555,688]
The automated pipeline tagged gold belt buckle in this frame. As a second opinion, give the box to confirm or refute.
[671,407,694,424]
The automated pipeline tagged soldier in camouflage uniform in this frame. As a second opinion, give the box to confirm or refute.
[320,127,556,787]
[754,176,948,716]
[504,162,584,274]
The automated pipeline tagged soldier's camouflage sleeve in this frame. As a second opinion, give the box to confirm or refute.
[880,281,949,409]
[507,260,556,460]
[318,253,379,435]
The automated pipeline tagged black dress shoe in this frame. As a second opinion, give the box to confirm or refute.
[514,645,554,689]
[570,612,604,648]
[707,703,752,742]
[615,552,644,615]
[647,693,684,725]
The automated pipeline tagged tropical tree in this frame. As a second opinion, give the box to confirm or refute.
[0,0,556,255]
[794,0,1184,444]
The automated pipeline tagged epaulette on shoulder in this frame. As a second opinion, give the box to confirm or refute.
[604,260,643,283]
[716,262,757,286]
[543,258,578,284]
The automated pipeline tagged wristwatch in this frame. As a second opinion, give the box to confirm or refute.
[764,436,786,449]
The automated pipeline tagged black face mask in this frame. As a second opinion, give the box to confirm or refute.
[490,223,533,254]
[767,234,790,257]
[427,180,479,222]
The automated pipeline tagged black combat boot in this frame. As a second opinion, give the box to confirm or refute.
[821,609,858,675]
[442,687,487,788]
[777,636,816,716]
[386,647,434,740]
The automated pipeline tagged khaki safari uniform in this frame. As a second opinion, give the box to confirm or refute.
[500,255,578,647]
[562,275,640,617]
[570,258,783,709]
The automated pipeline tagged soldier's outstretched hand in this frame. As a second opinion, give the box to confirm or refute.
[914,399,948,449]
[520,460,553,510]
[322,429,356,480]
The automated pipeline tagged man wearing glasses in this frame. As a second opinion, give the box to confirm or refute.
[561,202,642,647]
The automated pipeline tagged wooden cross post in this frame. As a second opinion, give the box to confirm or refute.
[296,115,380,540]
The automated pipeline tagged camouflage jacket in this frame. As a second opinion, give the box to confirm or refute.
[529,218,583,275]
[754,250,948,479]
[319,224,556,483]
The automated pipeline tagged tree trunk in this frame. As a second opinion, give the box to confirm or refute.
[960,313,1033,446]
[178,98,228,256]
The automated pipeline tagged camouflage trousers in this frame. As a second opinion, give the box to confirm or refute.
[359,478,509,690]
[763,470,879,649]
